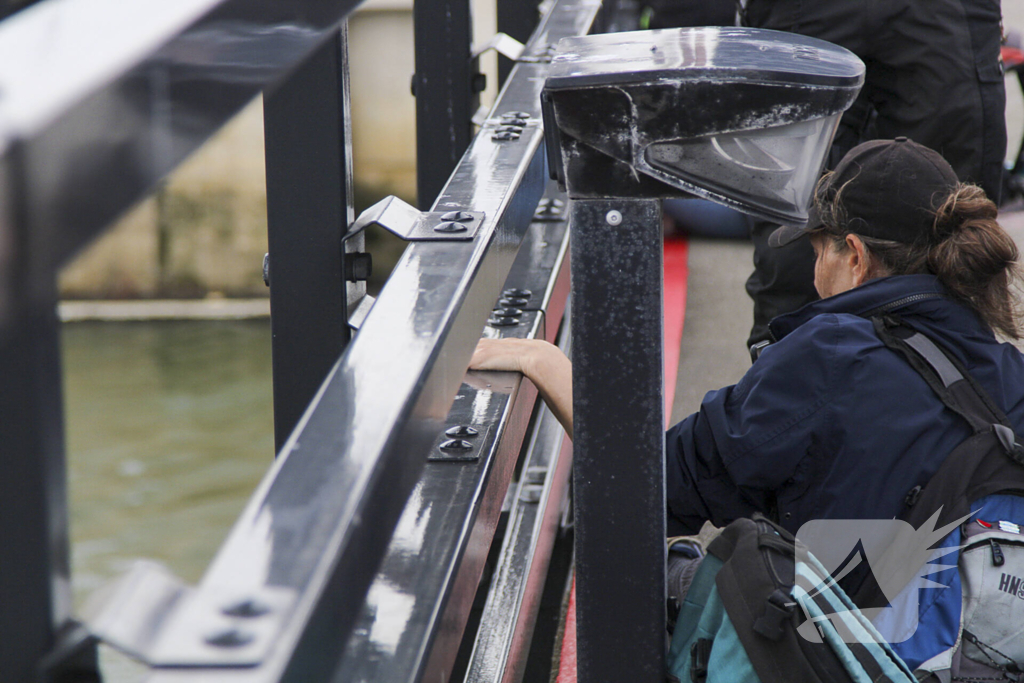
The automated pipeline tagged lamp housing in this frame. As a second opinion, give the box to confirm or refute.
[541,27,865,226]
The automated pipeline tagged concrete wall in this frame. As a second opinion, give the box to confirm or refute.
[59,0,500,299]
[60,100,271,299]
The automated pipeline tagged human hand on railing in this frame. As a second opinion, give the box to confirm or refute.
[469,338,542,374]
[469,338,574,439]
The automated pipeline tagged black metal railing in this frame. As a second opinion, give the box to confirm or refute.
[0,0,624,680]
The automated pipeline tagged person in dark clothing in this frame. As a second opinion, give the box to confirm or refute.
[741,0,1007,352]
[637,0,734,31]
[469,139,1024,668]
[470,137,1023,531]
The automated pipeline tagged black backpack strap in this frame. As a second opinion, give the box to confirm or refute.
[850,316,1024,610]
[871,316,1018,441]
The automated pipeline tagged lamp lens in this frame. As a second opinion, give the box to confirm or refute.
[644,114,841,223]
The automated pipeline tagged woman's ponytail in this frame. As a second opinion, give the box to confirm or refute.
[926,185,1022,339]
[822,181,1024,339]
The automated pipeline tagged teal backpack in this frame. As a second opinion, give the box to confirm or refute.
[666,515,916,683]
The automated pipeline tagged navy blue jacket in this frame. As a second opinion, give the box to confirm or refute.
[666,274,1024,536]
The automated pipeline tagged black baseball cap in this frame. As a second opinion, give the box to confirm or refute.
[769,137,960,247]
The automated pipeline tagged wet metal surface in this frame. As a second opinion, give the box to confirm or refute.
[334,196,572,683]
[139,0,598,677]
[335,366,537,683]
[0,2,365,673]
[138,133,546,679]
[462,320,574,683]
[0,0,367,284]
[571,199,666,683]
[1,0,598,677]
[347,196,485,242]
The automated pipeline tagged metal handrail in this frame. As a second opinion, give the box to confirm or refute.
[0,0,604,679]
[0,1,367,679]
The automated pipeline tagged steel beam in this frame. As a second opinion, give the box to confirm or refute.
[140,53,560,683]
[139,135,545,683]
[413,0,478,209]
[570,198,666,683]
[335,189,571,683]
[496,0,538,85]
[0,203,79,679]
[264,25,359,453]
[0,0,365,676]
[134,1,598,678]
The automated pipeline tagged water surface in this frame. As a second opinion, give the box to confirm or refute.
[63,319,275,679]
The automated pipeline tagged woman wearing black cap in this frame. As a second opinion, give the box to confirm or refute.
[469,138,1024,668]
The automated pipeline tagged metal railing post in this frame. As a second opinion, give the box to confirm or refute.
[412,0,479,209]
[264,23,358,453]
[0,203,91,679]
[570,197,667,683]
[496,0,538,85]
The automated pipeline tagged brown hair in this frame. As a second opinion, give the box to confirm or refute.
[815,174,1023,339]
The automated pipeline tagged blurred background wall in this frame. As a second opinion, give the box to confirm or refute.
[57,0,501,299]
[56,2,1024,300]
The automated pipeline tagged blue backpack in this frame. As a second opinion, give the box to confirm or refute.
[849,317,1024,681]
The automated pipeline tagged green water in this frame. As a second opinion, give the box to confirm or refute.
[62,320,275,679]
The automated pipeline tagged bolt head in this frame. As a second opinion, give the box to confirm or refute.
[445,425,479,438]
[440,211,473,222]
[434,221,468,233]
[440,438,474,451]
[204,628,255,648]
[503,288,532,299]
[345,252,373,282]
[605,210,622,226]
[222,598,271,618]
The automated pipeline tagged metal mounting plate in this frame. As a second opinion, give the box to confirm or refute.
[472,33,525,60]
[428,423,494,462]
[346,196,484,242]
[80,560,297,668]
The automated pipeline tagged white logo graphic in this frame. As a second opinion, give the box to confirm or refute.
[793,508,972,643]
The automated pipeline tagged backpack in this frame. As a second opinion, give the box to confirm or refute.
[852,316,1024,681]
[666,515,917,683]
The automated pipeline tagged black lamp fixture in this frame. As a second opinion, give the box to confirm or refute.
[542,27,865,225]
[546,27,865,683]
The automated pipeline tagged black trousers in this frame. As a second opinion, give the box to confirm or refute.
[742,0,1006,350]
